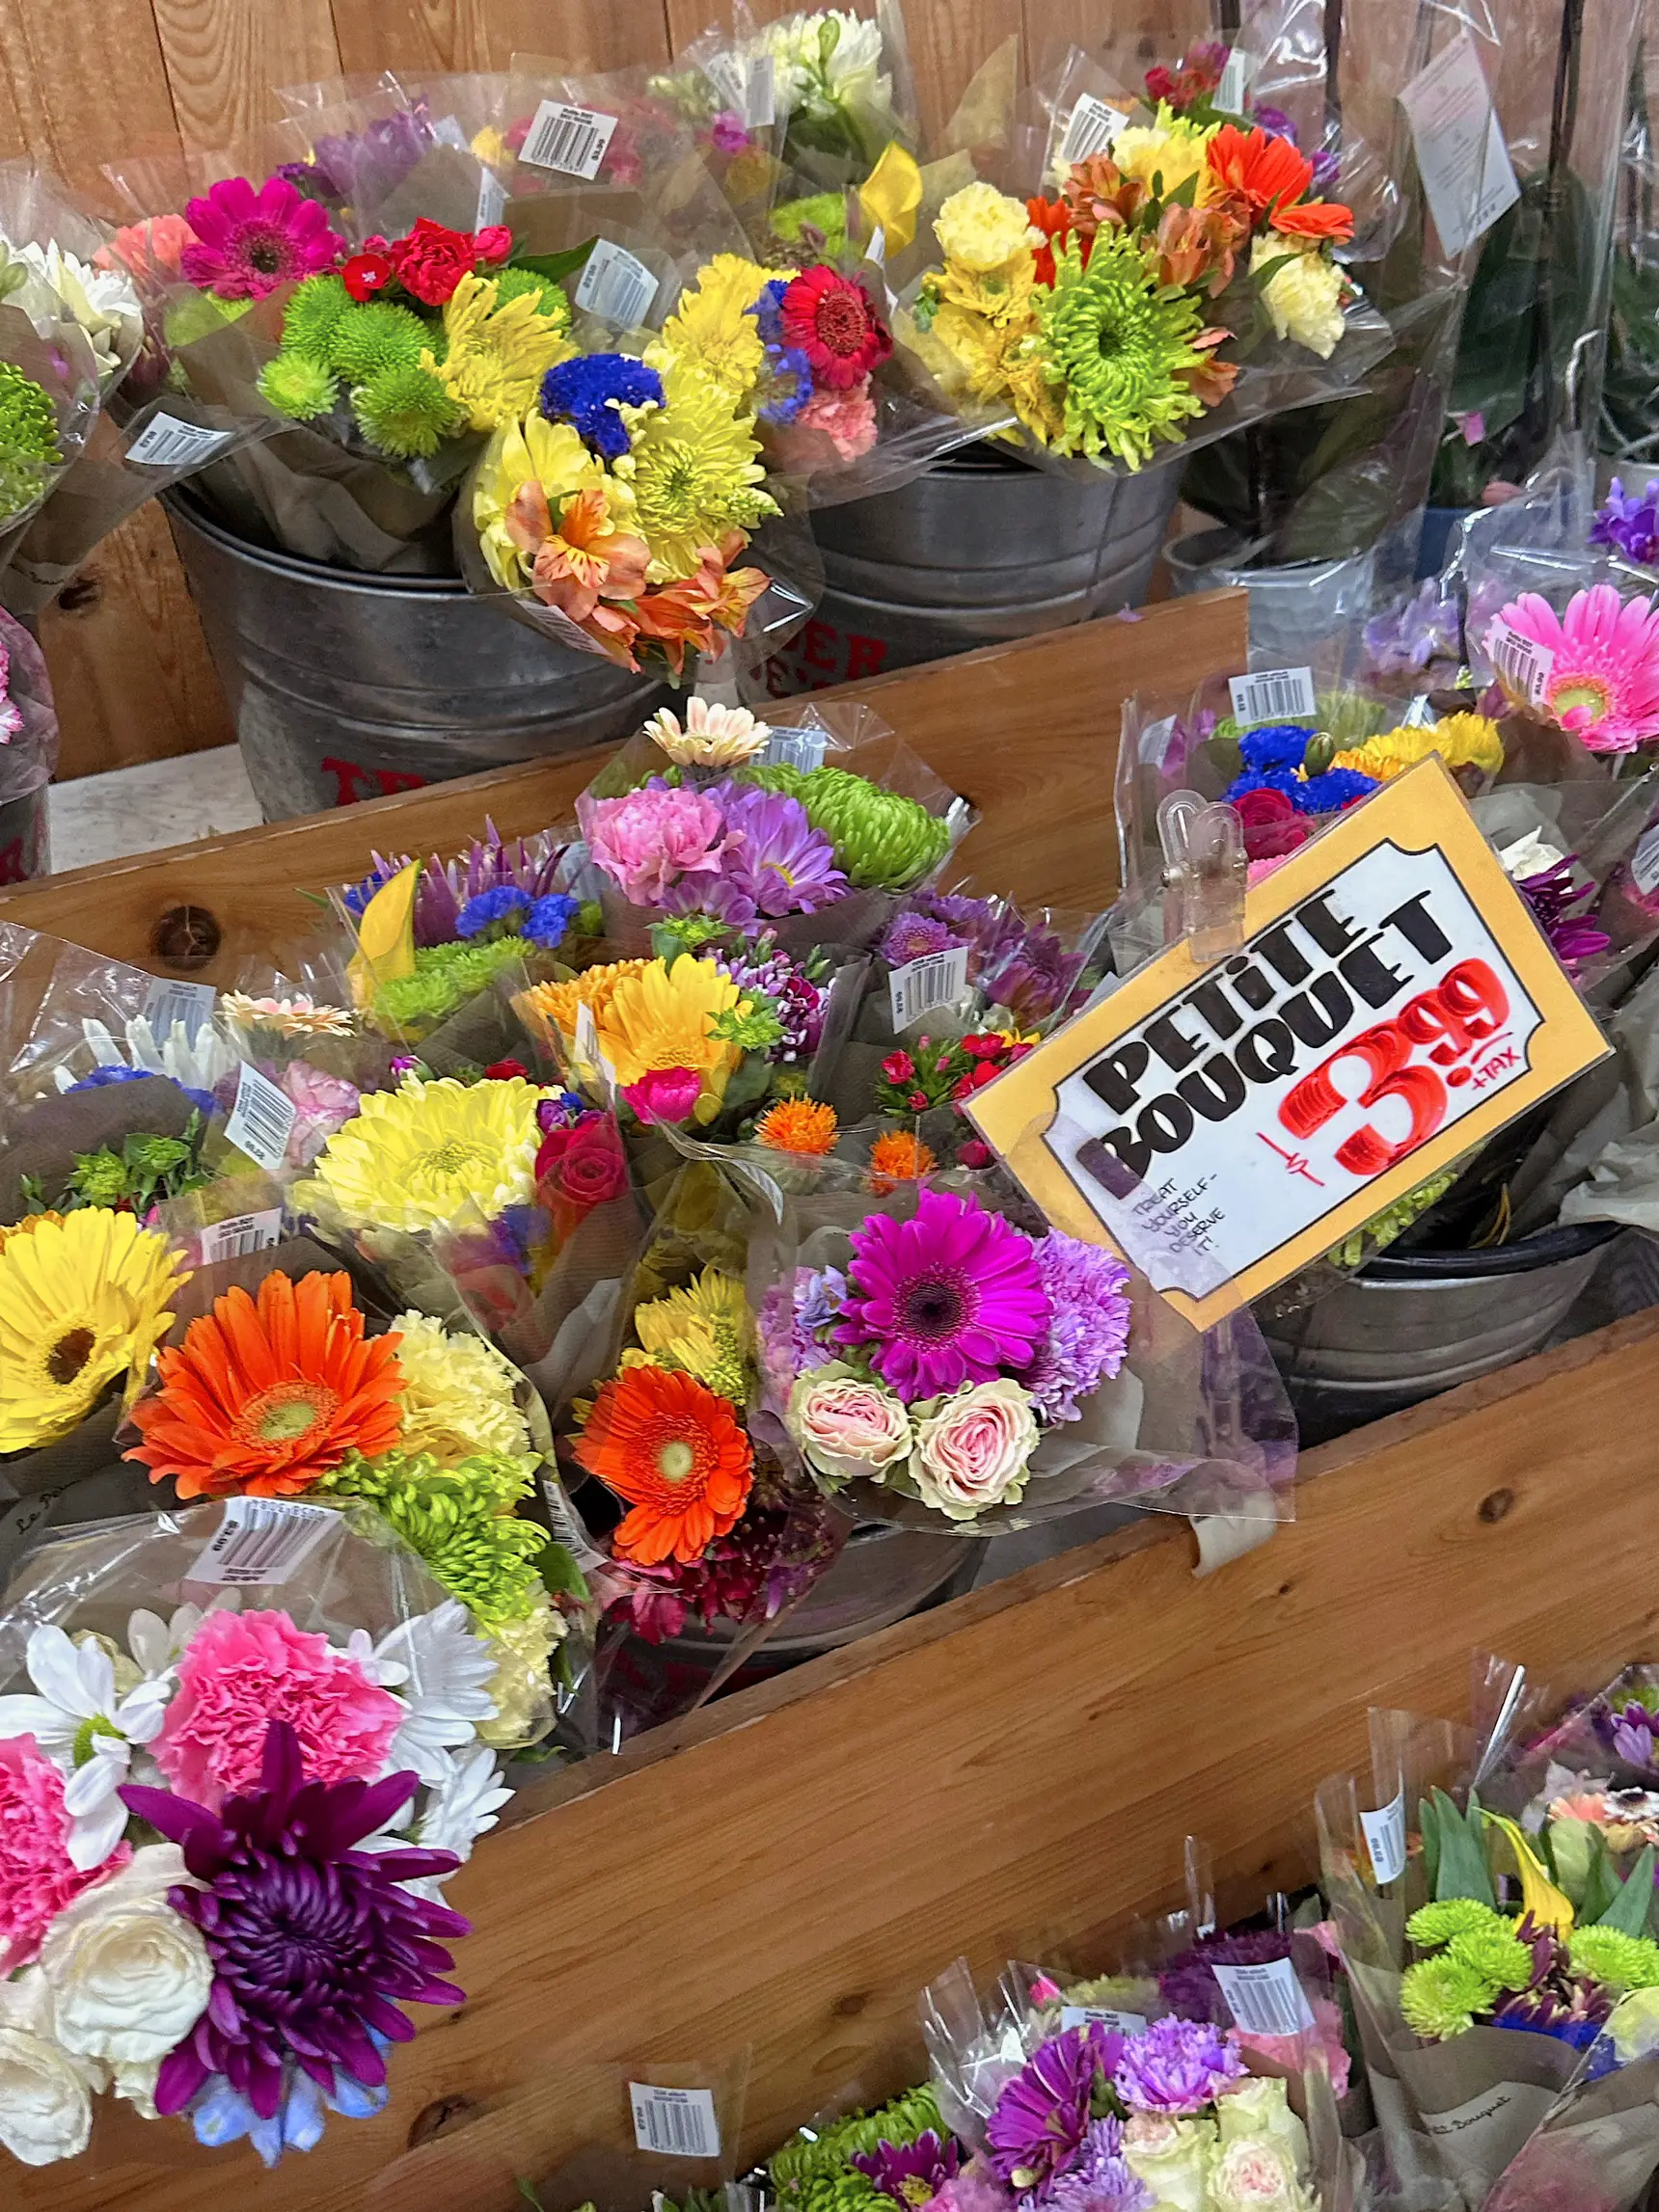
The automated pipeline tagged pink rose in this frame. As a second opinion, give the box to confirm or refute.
[911,1378,1038,1520]
[787,1364,912,1486]
[584,785,737,906]
[0,1737,129,1972]
[1233,786,1308,863]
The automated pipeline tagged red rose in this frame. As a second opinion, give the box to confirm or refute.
[484,1058,528,1081]
[389,217,482,306]
[342,250,394,302]
[881,1050,914,1084]
[536,1117,629,1219]
[1232,786,1310,863]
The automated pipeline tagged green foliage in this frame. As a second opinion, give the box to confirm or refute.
[1593,1843,1658,1936]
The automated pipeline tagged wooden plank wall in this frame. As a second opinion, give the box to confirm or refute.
[0,0,1209,779]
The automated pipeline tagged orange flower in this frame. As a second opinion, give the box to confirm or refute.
[529,485,651,625]
[869,1130,937,1190]
[1178,328,1240,408]
[573,1364,752,1565]
[1154,202,1250,294]
[1204,124,1313,221]
[1062,155,1149,237]
[125,1271,404,1500]
[633,542,771,677]
[754,1098,839,1155]
[1270,198,1354,242]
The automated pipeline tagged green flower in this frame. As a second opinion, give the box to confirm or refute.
[352,362,465,460]
[321,1447,548,1629]
[281,272,353,364]
[0,361,61,522]
[740,763,953,891]
[258,352,339,420]
[1406,1898,1508,1951]
[771,2086,942,2207]
[65,1147,129,1209]
[771,190,850,256]
[1400,1954,1491,2041]
[493,266,573,329]
[1027,232,1210,469]
[1569,1927,1659,1994]
[1446,1925,1534,1993]
[708,995,786,1051]
[328,300,433,383]
[370,933,529,1039]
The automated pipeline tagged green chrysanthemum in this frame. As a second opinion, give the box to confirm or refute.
[618,357,776,583]
[493,266,573,329]
[351,362,466,461]
[328,299,433,383]
[739,763,953,891]
[370,933,530,1039]
[1027,232,1210,469]
[162,291,254,349]
[282,272,354,364]
[1406,1898,1508,1951]
[321,1446,547,1630]
[771,2085,943,2209]
[0,362,61,522]
[1400,1953,1491,2041]
[1569,1926,1659,1994]
[258,351,339,421]
[1445,1925,1534,1993]
[771,190,850,257]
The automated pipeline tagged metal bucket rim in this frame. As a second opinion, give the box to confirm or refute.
[165,483,470,601]
[1358,1218,1619,1283]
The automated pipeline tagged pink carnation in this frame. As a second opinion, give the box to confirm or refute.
[154,1610,403,1809]
[0,1735,129,1971]
[282,1061,363,1167]
[787,383,879,461]
[584,784,737,904]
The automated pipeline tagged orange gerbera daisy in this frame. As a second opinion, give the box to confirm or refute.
[754,1098,839,1155]
[125,1270,405,1500]
[1204,123,1313,221]
[573,1364,752,1565]
[869,1130,937,1190]
[1269,198,1354,242]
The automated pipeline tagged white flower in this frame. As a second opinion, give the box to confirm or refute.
[760,11,890,117]
[39,1845,210,2066]
[414,1742,513,1862]
[51,1012,239,1102]
[0,1626,172,1870]
[910,1378,1039,1521]
[1497,827,1568,879]
[642,699,774,769]
[0,1970,104,2168]
[1250,238,1346,359]
[9,239,140,385]
[125,1597,235,1681]
[373,1603,500,1786]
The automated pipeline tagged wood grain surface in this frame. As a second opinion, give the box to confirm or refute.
[16,1290,1659,2212]
[0,589,1248,975]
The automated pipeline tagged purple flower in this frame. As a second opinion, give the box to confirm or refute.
[905,889,1006,962]
[120,1719,467,2124]
[852,2130,962,2205]
[1157,1929,1291,2019]
[1591,477,1659,570]
[1363,579,1462,677]
[1519,857,1612,978]
[931,2161,1019,2212]
[187,2037,390,2166]
[1611,1699,1659,1771]
[1025,1234,1132,1422]
[1309,147,1341,192]
[798,1265,846,1335]
[718,934,827,1059]
[1250,104,1295,141]
[980,927,1089,1027]
[987,2023,1123,2194]
[881,911,962,965]
[709,111,751,154]
[1042,2118,1153,2212]
[1112,2017,1246,2118]
[720,782,849,917]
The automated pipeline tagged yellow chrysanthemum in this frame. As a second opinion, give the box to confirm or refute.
[479,1592,562,1748]
[474,411,622,589]
[313,1076,547,1234]
[0,1209,192,1451]
[1334,714,1504,788]
[630,1267,753,1403]
[1332,745,1411,782]
[1112,104,1216,195]
[389,1309,532,1463]
[935,181,1041,273]
[520,960,651,1045]
[654,253,785,398]
[613,359,777,584]
[424,272,576,435]
[595,956,747,1121]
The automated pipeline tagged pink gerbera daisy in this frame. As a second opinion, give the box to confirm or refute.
[180,175,346,301]
[835,1189,1051,1400]
[1490,585,1659,754]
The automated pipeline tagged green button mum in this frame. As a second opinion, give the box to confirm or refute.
[0,361,61,523]
[1028,232,1212,470]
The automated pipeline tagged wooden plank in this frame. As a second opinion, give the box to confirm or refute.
[330,0,672,78]
[20,1296,1659,2212]
[0,591,1247,975]
[148,0,341,158]
[0,0,180,199]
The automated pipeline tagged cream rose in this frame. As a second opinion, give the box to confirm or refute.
[1251,239,1346,359]
[0,1974,104,2168]
[39,1845,210,2064]
[911,1377,1038,1521]
[787,1362,912,1487]
[1215,2072,1310,2164]
[1208,2135,1318,2211]
[1123,2111,1214,2212]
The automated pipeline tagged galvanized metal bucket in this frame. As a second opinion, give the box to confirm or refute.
[165,489,668,821]
[763,445,1183,694]
[1164,525,1378,669]
[1261,1220,1619,1444]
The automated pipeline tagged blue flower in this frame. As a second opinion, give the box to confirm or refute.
[1295,767,1377,815]
[68,1066,218,1119]
[455,885,530,939]
[342,858,409,917]
[189,2041,391,2169]
[758,343,814,424]
[1237,721,1317,774]
[750,278,790,348]
[540,353,664,461]
[1221,768,1304,805]
[525,891,581,949]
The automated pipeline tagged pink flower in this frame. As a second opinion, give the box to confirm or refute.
[911,1378,1040,1520]
[180,175,345,301]
[781,383,880,461]
[153,1610,402,1809]
[282,1062,363,1168]
[787,1367,913,1485]
[0,1736,129,1972]
[623,1067,703,1123]
[1231,1994,1351,2098]
[583,784,737,904]
[709,112,750,154]
[1489,585,1659,753]
[97,213,199,283]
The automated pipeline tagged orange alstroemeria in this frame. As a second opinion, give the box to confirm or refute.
[1063,155,1151,237]
[1178,329,1240,410]
[529,486,651,625]
[1270,198,1355,242]
[632,543,772,679]
[1205,123,1314,222]
[1154,202,1250,295]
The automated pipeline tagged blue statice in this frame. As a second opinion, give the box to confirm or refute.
[1237,721,1316,774]
[525,891,581,948]
[455,885,530,939]
[540,353,664,461]
[1296,767,1378,814]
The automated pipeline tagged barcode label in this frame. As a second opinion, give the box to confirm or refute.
[143,976,217,1046]
[763,727,829,771]
[546,1482,607,1572]
[126,414,236,469]
[1217,47,1250,113]
[1212,1959,1316,2037]
[630,2085,720,2159]
[1361,1784,1408,1886]
[575,238,659,329]
[476,169,506,229]
[889,945,971,1031]
[1229,665,1318,727]
[193,1497,335,1587]
[704,51,775,127]
[225,1063,298,1171]
[1059,94,1125,166]
[1485,614,1555,708]
[1061,2006,1147,2037]
[520,100,618,179]
[1633,822,1659,896]
[200,1208,284,1263]
[432,114,470,150]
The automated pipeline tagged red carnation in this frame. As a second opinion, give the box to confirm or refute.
[390,217,484,306]
[881,1049,915,1084]
[779,266,892,391]
[484,1059,528,1081]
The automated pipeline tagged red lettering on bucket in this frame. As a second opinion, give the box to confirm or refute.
[0,836,26,884]
[763,624,888,696]
[374,769,428,796]
[319,756,374,806]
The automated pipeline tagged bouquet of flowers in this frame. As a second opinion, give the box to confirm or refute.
[700,4,920,196]
[0,1503,507,2168]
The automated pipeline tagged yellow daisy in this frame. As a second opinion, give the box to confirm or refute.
[0,1209,191,1451]
[653,253,784,398]
[595,956,747,1121]
[390,1309,532,1463]
[312,1076,547,1234]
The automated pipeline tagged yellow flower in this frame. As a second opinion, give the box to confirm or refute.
[641,699,773,769]
[390,1309,532,1463]
[520,960,651,1045]
[218,991,356,1038]
[655,254,784,398]
[1111,104,1216,195]
[631,1267,753,1401]
[0,1210,191,1451]
[479,1593,562,1748]
[1335,713,1505,787]
[595,956,747,1122]
[313,1075,547,1234]
[471,126,508,168]
[934,181,1041,274]
[423,272,576,435]
[1251,237,1346,359]
[614,359,776,584]
[1332,745,1411,783]
[474,412,616,589]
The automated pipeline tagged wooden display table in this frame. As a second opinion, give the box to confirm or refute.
[8,596,1657,2211]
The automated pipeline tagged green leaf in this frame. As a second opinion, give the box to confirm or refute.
[1594,1845,1657,1935]
[539,1542,590,1604]
[1548,1817,1595,1908]
[1250,253,1298,290]
[512,239,598,286]
[1432,1787,1496,1906]
[1163,172,1199,209]
[819,13,840,60]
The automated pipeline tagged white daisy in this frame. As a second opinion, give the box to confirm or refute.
[370,1603,499,1786]
[412,1742,513,1864]
[0,1627,172,1870]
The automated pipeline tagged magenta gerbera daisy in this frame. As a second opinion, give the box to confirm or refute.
[1490,585,1659,754]
[835,1189,1051,1400]
[181,175,347,301]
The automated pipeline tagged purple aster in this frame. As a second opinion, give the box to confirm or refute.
[1591,477,1659,569]
[905,888,1006,962]
[456,883,530,938]
[1237,722,1316,775]
[1518,858,1612,978]
[798,1265,847,1335]
[1610,1697,1659,1772]
[120,1719,467,2124]
[1042,2118,1153,2212]
[1024,1234,1132,1422]
[1363,579,1462,677]
[852,2130,962,2206]
[1157,1929,1291,2019]
[720,782,849,917]
[881,910,962,965]
[1250,104,1295,141]
[312,110,431,206]
[1112,2016,1245,2118]
[987,2023,1123,2193]
[1309,147,1342,192]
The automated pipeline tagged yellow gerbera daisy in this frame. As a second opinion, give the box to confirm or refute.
[613,360,777,584]
[594,956,747,1120]
[423,272,576,435]
[313,1076,547,1234]
[0,1209,191,1451]
[653,253,785,399]
[390,1309,532,1463]
[519,960,651,1045]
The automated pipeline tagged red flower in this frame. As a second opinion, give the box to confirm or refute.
[1025,196,1075,288]
[1205,124,1314,222]
[881,1050,915,1084]
[484,1058,528,1081]
[342,250,394,302]
[475,225,514,264]
[907,1090,930,1112]
[959,1034,1007,1062]
[1233,786,1310,862]
[957,1139,993,1170]
[779,266,892,391]
[389,217,484,306]
[536,1116,629,1228]
[1270,200,1354,242]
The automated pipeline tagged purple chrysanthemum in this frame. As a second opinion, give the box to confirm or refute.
[904,889,1006,962]
[1111,2016,1245,2118]
[1157,1929,1291,2019]
[1591,477,1659,570]
[1024,1235,1132,1422]
[1041,2118,1153,2212]
[720,783,849,917]
[1519,858,1612,977]
[881,911,961,965]
[121,1719,467,2124]
[181,175,345,301]
[1610,1698,1659,1771]
[853,2129,962,2205]
[835,1189,1052,1399]
[987,2023,1122,2193]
